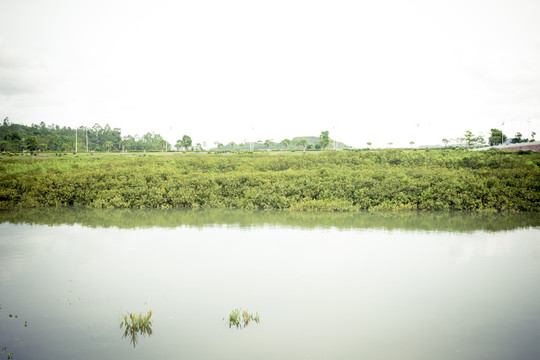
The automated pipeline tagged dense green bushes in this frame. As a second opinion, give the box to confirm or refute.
[1,150,539,211]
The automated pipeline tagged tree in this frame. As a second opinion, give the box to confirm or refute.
[25,136,39,152]
[410,141,415,147]
[280,139,291,150]
[319,131,330,150]
[181,135,192,150]
[175,140,182,151]
[264,139,272,150]
[0,140,8,152]
[214,142,224,150]
[460,130,484,147]
[511,132,524,144]
[366,142,372,148]
[297,138,308,152]
[531,132,536,142]
[442,138,450,146]
[105,141,113,152]
[488,128,507,146]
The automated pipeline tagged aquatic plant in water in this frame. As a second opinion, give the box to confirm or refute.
[1,305,29,359]
[119,310,153,348]
[227,308,260,329]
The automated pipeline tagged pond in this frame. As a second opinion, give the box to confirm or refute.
[1,209,540,360]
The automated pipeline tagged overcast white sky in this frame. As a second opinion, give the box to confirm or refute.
[1,0,539,147]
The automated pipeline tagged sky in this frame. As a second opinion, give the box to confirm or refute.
[1,0,540,148]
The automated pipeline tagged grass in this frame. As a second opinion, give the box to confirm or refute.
[227,308,260,329]
[119,310,153,348]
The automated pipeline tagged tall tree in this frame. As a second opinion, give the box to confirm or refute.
[25,136,39,152]
[297,138,308,151]
[460,130,484,147]
[181,135,192,150]
[280,139,291,150]
[511,132,525,144]
[319,130,330,150]
[488,128,507,146]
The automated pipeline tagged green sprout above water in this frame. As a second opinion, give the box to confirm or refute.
[227,308,260,329]
[1,347,13,360]
[119,310,153,348]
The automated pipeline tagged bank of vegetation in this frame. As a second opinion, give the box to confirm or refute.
[1,150,539,212]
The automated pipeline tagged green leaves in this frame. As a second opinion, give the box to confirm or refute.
[227,308,260,329]
[1,150,539,212]
[120,310,153,348]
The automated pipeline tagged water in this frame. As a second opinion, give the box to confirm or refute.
[1,209,540,360]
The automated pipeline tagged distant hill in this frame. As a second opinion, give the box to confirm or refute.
[215,136,352,150]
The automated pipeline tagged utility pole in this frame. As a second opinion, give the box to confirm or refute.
[501,121,504,145]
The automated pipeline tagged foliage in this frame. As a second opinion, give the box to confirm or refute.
[510,132,533,144]
[227,308,260,329]
[120,311,153,348]
[460,130,484,147]
[181,135,192,150]
[319,130,330,149]
[0,118,174,153]
[489,128,507,146]
[1,150,539,212]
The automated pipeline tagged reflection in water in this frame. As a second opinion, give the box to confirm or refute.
[227,308,260,330]
[119,311,153,348]
[1,207,539,232]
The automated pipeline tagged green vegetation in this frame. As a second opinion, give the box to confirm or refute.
[319,130,330,149]
[1,149,539,212]
[216,136,350,151]
[489,128,507,146]
[0,118,173,153]
[227,308,260,329]
[0,118,351,153]
[1,304,28,360]
[120,311,153,348]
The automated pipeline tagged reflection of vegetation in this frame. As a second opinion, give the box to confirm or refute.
[1,150,539,211]
[227,308,260,329]
[119,311,153,348]
[1,207,539,233]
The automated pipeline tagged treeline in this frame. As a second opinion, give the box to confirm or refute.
[216,136,351,151]
[1,150,539,212]
[0,118,171,153]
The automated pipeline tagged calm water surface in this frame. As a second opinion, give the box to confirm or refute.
[1,209,540,360]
